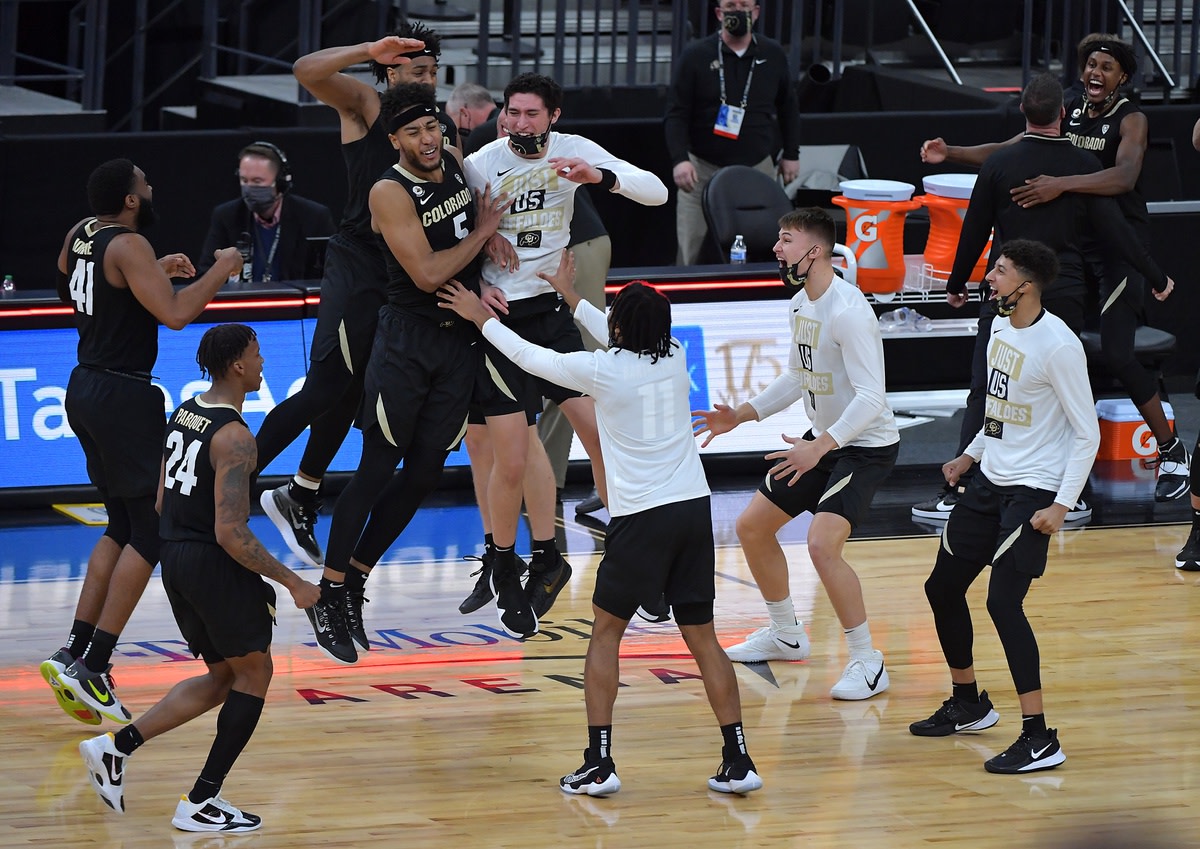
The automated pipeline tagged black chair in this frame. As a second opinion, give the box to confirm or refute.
[701,165,793,264]
[1080,325,1176,400]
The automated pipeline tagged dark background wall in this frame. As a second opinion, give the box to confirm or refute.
[3,81,1199,367]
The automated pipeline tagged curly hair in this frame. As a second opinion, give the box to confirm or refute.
[196,324,257,380]
[370,20,441,84]
[607,281,674,363]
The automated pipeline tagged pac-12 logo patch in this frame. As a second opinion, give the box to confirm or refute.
[517,231,542,248]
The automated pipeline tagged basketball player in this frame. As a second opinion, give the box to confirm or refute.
[254,23,452,569]
[694,208,899,701]
[42,159,242,725]
[909,240,1098,774]
[78,324,320,830]
[464,72,667,630]
[302,83,513,662]
[918,38,1188,519]
[439,253,762,797]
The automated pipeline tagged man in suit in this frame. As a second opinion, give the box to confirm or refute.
[197,142,335,283]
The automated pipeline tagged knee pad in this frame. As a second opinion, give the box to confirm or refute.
[124,496,162,566]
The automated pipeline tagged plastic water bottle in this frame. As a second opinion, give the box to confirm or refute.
[1,274,13,294]
[730,234,747,264]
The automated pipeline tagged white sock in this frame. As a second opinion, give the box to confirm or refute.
[292,474,320,491]
[844,621,874,657]
[765,598,797,630]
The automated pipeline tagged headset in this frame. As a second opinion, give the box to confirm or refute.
[237,140,293,194]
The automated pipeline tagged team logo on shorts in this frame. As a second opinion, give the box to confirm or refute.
[517,231,542,248]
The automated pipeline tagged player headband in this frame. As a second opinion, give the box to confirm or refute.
[387,104,438,135]
[400,45,437,60]
[1086,41,1136,76]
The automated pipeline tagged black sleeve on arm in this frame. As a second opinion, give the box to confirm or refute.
[664,45,697,166]
[775,49,801,159]
[947,167,997,294]
[56,269,71,304]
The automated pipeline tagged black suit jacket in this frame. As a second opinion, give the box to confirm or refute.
[196,193,335,280]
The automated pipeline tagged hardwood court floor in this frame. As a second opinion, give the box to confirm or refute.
[3,510,1199,849]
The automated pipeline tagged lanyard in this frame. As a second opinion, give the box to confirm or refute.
[254,221,282,283]
[717,37,755,108]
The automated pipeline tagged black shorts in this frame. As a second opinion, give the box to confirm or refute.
[308,234,389,372]
[65,366,165,499]
[593,496,715,623]
[161,540,276,663]
[359,306,478,453]
[758,435,898,529]
[475,293,586,419]
[941,472,1057,578]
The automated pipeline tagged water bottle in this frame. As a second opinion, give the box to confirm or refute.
[729,234,747,265]
[1,274,13,294]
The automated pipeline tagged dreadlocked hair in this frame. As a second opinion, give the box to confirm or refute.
[196,324,257,380]
[607,281,674,363]
[370,20,441,84]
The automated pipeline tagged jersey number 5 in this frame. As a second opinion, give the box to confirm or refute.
[163,431,201,496]
[69,257,95,315]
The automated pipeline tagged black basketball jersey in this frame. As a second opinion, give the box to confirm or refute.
[1063,94,1148,225]
[339,103,460,246]
[374,153,482,320]
[65,218,158,374]
[160,396,248,544]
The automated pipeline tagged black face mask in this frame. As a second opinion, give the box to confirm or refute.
[995,284,1026,317]
[135,194,157,231]
[779,248,817,288]
[508,128,551,157]
[722,10,752,37]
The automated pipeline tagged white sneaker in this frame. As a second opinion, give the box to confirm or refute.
[724,624,810,663]
[830,650,889,700]
[1065,498,1091,522]
[79,732,125,814]
[171,794,262,832]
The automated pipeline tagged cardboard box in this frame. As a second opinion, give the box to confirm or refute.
[1095,399,1174,461]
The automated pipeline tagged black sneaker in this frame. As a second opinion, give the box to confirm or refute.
[909,691,1000,737]
[707,752,763,794]
[1176,523,1200,571]
[635,594,671,623]
[342,591,370,652]
[560,750,621,796]
[525,555,573,618]
[260,484,323,567]
[458,552,495,614]
[911,485,964,520]
[574,488,604,516]
[57,661,132,725]
[1152,437,1191,502]
[984,728,1066,774]
[492,552,538,638]
[305,597,358,664]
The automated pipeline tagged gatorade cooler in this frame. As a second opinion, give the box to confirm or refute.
[1095,398,1174,461]
[921,174,990,282]
[832,180,921,297]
